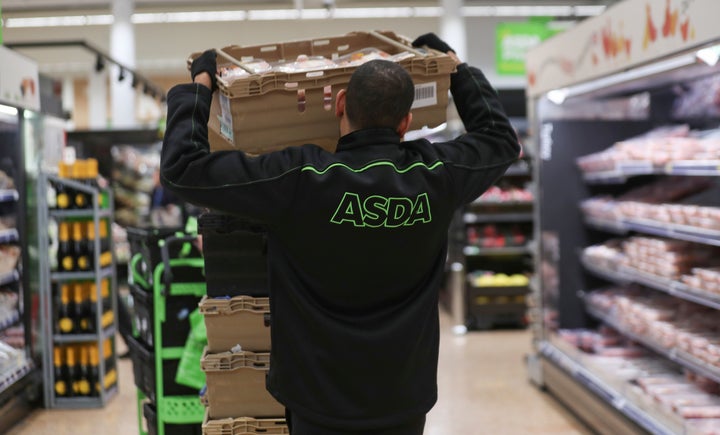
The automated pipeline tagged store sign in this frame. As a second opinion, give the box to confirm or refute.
[0,46,40,111]
[527,0,720,97]
[496,21,558,76]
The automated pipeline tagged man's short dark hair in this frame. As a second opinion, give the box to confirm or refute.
[345,59,414,130]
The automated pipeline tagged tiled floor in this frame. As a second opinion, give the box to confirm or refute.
[7,309,588,435]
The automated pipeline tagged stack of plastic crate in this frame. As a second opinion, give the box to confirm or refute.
[126,226,207,435]
[197,213,288,434]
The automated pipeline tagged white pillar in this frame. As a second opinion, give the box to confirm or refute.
[88,68,108,129]
[440,0,466,62]
[110,0,136,129]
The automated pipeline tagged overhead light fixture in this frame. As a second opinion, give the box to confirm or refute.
[696,45,720,66]
[118,67,126,81]
[131,75,139,89]
[0,105,19,117]
[4,5,605,28]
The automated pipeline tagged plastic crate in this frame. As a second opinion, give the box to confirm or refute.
[201,348,284,419]
[199,295,270,353]
[198,213,268,297]
[144,401,202,435]
[202,412,288,435]
[128,227,205,290]
[130,283,202,349]
[188,31,455,154]
[127,335,199,402]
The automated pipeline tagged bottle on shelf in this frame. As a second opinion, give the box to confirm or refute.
[79,282,92,332]
[73,222,90,272]
[98,219,112,267]
[87,281,97,333]
[57,284,74,334]
[71,282,86,333]
[56,162,73,210]
[88,345,100,396]
[86,221,96,270]
[85,158,105,209]
[71,160,90,210]
[57,222,74,272]
[67,346,79,397]
[53,347,69,397]
[77,345,91,396]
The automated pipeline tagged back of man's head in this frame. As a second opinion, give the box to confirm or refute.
[345,59,414,131]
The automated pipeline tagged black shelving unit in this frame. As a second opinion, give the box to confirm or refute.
[449,157,535,331]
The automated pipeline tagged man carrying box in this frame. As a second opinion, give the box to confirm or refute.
[161,33,520,435]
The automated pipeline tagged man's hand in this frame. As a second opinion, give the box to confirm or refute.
[412,33,454,54]
[191,49,218,91]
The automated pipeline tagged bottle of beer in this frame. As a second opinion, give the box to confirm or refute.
[79,282,92,333]
[77,345,91,396]
[73,222,90,271]
[56,162,72,210]
[71,282,85,333]
[88,345,100,396]
[53,346,68,397]
[57,284,74,334]
[57,222,74,272]
[86,221,96,270]
[72,160,90,210]
[85,158,104,209]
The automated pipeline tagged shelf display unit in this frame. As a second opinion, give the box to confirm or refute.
[37,172,118,408]
[455,158,534,330]
[526,0,720,433]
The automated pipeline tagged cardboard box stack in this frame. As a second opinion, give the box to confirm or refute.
[197,214,287,434]
[188,30,455,154]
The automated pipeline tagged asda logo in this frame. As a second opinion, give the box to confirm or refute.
[330,192,432,228]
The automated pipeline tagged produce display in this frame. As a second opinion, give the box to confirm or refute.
[473,185,534,204]
[467,271,529,288]
[466,223,528,248]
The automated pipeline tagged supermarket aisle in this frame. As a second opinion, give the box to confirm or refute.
[8,309,587,435]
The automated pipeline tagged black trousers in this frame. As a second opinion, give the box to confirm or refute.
[285,409,426,435]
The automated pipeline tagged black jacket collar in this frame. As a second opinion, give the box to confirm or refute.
[336,128,401,151]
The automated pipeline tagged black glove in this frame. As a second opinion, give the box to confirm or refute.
[191,49,218,91]
[412,33,454,54]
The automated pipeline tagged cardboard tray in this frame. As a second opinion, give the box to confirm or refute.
[188,30,455,154]
[202,411,288,435]
[199,295,271,353]
[201,348,284,419]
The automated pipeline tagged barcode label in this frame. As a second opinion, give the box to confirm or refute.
[412,82,437,109]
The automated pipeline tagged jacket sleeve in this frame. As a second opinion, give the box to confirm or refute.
[434,63,521,207]
[160,83,303,223]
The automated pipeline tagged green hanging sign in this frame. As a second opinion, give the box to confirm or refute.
[496,21,559,76]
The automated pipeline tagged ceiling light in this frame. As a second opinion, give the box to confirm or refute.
[696,45,720,66]
[95,54,105,73]
[0,105,19,117]
[118,68,126,81]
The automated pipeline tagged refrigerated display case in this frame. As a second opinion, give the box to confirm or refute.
[526,0,720,433]
[0,46,46,432]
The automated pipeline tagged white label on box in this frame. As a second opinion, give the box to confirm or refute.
[412,82,437,109]
[219,94,233,130]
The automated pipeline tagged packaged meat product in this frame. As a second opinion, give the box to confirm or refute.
[272,55,337,73]
[685,418,720,435]
[678,405,720,419]
[659,393,720,412]
[645,383,700,400]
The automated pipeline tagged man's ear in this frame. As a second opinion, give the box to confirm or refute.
[335,89,347,118]
[396,112,413,137]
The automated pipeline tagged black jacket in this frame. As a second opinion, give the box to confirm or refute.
[161,63,520,429]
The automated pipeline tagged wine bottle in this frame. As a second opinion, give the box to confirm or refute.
[53,347,68,397]
[73,221,90,271]
[72,160,90,209]
[57,284,74,334]
[88,345,100,396]
[57,222,75,272]
[85,221,96,270]
[67,346,79,396]
[56,162,72,210]
[77,345,91,396]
